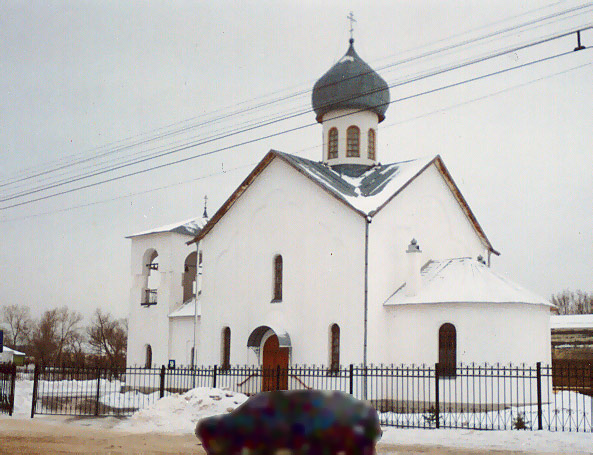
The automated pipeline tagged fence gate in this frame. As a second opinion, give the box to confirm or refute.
[0,363,17,416]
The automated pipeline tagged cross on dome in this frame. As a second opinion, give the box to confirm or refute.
[347,11,356,42]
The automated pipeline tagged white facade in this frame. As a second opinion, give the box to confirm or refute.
[322,109,379,166]
[127,225,201,368]
[197,157,367,367]
[126,40,553,378]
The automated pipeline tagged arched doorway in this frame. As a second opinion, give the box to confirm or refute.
[262,334,288,391]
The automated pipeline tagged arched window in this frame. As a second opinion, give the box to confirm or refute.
[368,129,376,160]
[183,251,197,302]
[346,126,360,157]
[330,324,340,372]
[328,128,338,159]
[221,327,231,370]
[438,323,457,378]
[142,249,159,306]
[144,344,152,369]
[273,255,283,301]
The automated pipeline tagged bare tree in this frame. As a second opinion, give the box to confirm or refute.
[1,304,32,348]
[87,309,127,369]
[551,290,593,315]
[28,306,83,366]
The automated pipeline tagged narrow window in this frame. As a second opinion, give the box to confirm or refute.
[221,327,231,370]
[190,347,195,368]
[328,128,338,159]
[273,255,283,301]
[438,323,457,378]
[346,126,360,157]
[143,250,159,306]
[368,129,376,160]
[330,324,340,373]
[145,344,152,369]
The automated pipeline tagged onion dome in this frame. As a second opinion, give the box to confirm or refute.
[312,39,390,123]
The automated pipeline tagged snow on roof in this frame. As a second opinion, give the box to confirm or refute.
[278,152,434,216]
[1,346,26,356]
[168,297,201,318]
[127,217,205,238]
[551,314,593,330]
[384,257,553,307]
[191,151,496,255]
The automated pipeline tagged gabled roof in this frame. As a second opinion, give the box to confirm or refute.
[127,217,205,239]
[384,258,552,307]
[189,150,497,255]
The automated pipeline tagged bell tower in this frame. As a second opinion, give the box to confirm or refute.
[311,38,390,171]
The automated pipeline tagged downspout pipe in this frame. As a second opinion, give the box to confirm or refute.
[193,241,199,372]
[363,215,371,399]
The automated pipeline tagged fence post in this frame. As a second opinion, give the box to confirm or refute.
[536,362,543,431]
[349,364,354,395]
[31,364,39,419]
[8,364,16,417]
[95,368,101,416]
[434,363,440,429]
[159,365,166,398]
[212,365,218,389]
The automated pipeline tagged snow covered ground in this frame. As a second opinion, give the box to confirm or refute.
[5,379,593,453]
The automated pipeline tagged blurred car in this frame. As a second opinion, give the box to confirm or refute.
[195,389,381,455]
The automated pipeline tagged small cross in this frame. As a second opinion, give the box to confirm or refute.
[203,195,209,219]
[347,11,356,41]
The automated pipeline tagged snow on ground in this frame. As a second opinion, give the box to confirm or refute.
[115,387,248,433]
[4,380,593,453]
[380,427,593,454]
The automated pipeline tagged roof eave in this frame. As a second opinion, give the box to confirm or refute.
[187,150,370,245]
[187,151,279,245]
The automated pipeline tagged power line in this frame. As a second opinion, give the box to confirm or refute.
[2,21,591,205]
[2,3,591,189]
[2,46,588,211]
[3,56,591,223]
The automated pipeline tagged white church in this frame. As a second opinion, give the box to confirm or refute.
[126,39,553,377]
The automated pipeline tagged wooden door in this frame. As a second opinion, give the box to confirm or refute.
[262,335,289,391]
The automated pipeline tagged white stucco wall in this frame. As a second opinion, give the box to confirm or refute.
[365,162,550,367]
[197,157,367,368]
[169,316,199,367]
[321,109,379,165]
[381,302,551,366]
[127,231,197,368]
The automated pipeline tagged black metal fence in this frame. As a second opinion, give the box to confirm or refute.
[28,362,592,431]
[0,363,17,416]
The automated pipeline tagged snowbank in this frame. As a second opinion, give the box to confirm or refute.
[115,387,248,434]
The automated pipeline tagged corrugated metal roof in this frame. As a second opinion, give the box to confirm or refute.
[1,346,26,356]
[127,217,205,238]
[276,151,434,216]
[551,314,593,329]
[384,258,552,307]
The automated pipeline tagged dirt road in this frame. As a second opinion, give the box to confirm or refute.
[0,418,581,455]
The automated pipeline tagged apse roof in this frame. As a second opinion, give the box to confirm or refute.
[384,258,552,307]
[190,150,497,256]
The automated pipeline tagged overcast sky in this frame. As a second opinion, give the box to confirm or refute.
[0,1,592,322]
